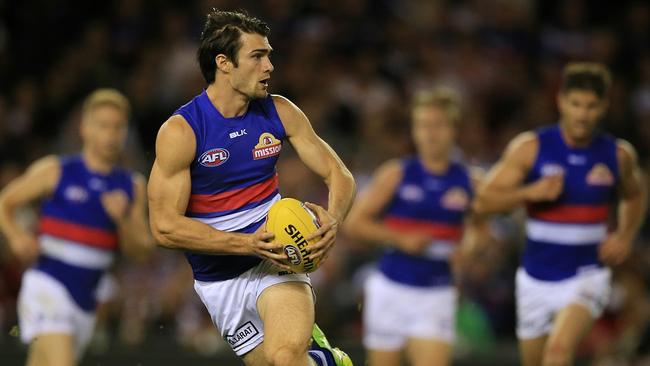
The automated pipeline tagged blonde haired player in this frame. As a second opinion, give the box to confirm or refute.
[147,9,355,366]
[345,87,486,366]
[0,89,152,365]
[475,63,647,366]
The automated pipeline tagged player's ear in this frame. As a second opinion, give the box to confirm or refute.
[215,54,232,74]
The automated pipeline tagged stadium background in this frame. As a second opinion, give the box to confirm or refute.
[1,0,649,364]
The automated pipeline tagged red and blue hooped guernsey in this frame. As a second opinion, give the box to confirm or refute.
[36,155,134,311]
[173,91,285,281]
[523,125,619,281]
[378,157,473,287]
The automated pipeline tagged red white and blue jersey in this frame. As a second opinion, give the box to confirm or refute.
[378,157,473,287]
[35,155,134,311]
[174,91,285,281]
[523,125,619,281]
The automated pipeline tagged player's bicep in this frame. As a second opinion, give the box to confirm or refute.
[350,160,403,220]
[274,95,338,179]
[481,132,537,191]
[0,155,60,206]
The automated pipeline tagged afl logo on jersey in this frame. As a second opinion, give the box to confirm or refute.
[253,132,282,160]
[586,163,614,186]
[64,185,88,203]
[541,163,565,176]
[199,148,230,167]
[441,187,469,211]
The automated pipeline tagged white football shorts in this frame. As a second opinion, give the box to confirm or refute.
[17,269,96,359]
[516,267,611,339]
[363,270,457,350]
[193,259,312,356]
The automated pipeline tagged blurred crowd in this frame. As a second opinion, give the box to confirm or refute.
[1,0,650,364]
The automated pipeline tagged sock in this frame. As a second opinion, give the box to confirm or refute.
[308,345,336,366]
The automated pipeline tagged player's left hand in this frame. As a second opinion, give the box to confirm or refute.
[304,202,338,263]
[599,233,632,266]
[101,189,130,224]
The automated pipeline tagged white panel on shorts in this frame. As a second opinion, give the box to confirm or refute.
[18,269,96,359]
[516,267,611,340]
[363,271,456,350]
[193,194,280,232]
[193,259,312,356]
[526,220,607,245]
[40,235,115,269]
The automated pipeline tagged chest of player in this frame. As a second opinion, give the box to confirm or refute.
[532,152,617,204]
[44,172,132,227]
[191,121,283,187]
[387,175,471,223]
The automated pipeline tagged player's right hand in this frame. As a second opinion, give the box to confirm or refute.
[244,230,293,271]
[524,174,564,202]
[395,233,431,255]
[8,232,39,265]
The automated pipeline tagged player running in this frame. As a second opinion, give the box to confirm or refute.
[475,63,647,366]
[344,87,486,366]
[147,9,356,366]
[0,89,152,366]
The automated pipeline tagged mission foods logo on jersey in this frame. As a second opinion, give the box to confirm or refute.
[253,133,282,160]
[199,148,230,167]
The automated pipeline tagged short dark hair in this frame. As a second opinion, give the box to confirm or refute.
[197,9,270,84]
[560,62,612,99]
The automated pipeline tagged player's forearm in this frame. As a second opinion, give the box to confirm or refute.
[344,216,401,245]
[325,167,356,223]
[0,199,27,241]
[115,219,153,261]
[474,186,529,214]
[617,188,647,242]
[150,214,250,255]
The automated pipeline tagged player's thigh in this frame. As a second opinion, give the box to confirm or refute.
[367,348,401,366]
[519,335,547,366]
[406,337,451,366]
[27,333,75,366]
[244,281,314,366]
[544,303,594,363]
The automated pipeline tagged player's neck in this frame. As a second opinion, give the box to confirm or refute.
[558,123,593,148]
[206,83,249,118]
[419,154,449,175]
[81,149,113,175]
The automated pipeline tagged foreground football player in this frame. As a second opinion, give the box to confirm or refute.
[147,9,355,366]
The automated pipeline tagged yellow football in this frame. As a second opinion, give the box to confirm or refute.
[266,198,321,273]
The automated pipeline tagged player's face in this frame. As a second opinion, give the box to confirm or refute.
[231,33,274,99]
[81,105,128,162]
[558,89,608,142]
[411,105,455,158]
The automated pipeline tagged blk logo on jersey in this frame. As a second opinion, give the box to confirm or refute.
[199,148,230,167]
[441,187,469,211]
[253,132,282,160]
[399,184,425,202]
[586,163,614,186]
[229,129,247,139]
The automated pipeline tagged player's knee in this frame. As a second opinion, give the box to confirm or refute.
[542,341,572,366]
[264,342,308,366]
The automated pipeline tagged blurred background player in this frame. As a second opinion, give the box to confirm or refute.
[475,63,647,366]
[344,87,487,366]
[147,9,356,366]
[0,89,152,366]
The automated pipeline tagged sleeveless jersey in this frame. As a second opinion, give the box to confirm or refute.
[378,157,473,287]
[523,125,619,281]
[174,91,285,281]
[36,155,134,311]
